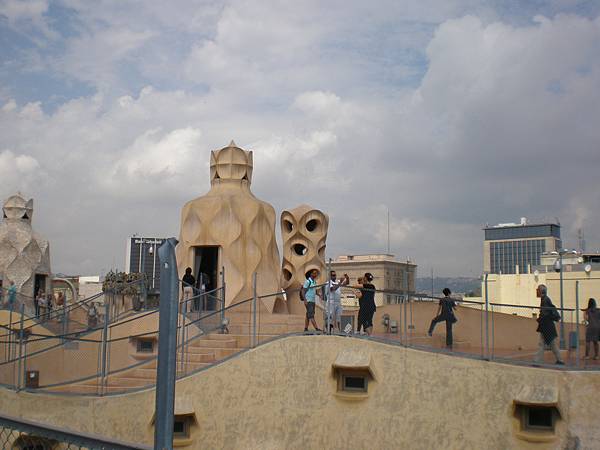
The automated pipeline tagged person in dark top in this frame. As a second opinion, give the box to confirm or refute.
[428,288,457,348]
[182,267,196,311]
[584,297,600,360]
[354,273,376,336]
[534,284,564,365]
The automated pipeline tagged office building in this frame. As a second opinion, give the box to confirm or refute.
[125,236,166,291]
[330,254,417,307]
[483,218,561,274]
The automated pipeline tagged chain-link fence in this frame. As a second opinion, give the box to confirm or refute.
[0,412,151,450]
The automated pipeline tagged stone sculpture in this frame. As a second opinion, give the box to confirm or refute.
[0,193,51,301]
[176,142,284,312]
[280,204,329,315]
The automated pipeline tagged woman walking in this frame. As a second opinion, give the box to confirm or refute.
[584,298,600,360]
[355,273,376,336]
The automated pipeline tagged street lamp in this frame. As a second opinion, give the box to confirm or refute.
[554,248,578,349]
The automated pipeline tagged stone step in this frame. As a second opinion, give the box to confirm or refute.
[105,377,154,388]
[177,352,216,363]
[226,323,293,335]
[220,334,279,348]
[49,384,140,394]
[128,368,157,379]
[188,338,238,349]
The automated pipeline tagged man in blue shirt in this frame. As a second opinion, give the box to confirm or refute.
[301,269,322,333]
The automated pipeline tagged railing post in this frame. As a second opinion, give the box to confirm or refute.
[484,274,489,360]
[403,274,408,345]
[220,266,226,326]
[179,282,185,375]
[62,300,68,343]
[325,258,332,334]
[16,303,25,391]
[252,272,257,348]
[100,297,110,396]
[575,281,580,368]
[8,302,14,362]
[154,237,180,450]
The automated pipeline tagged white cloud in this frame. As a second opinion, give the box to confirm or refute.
[1,3,600,277]
[105,127,203,197]
[0,0,47,21]
[0,149,41,194]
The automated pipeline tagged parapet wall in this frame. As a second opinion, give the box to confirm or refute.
[0,335,598,449]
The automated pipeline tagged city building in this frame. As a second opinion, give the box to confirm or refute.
[125,236,166,291]
[479,251,600,318]
[483,218,561,274]
[330,254,416,307]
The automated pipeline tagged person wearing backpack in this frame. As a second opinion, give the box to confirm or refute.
[301,269,322,333]
[534,284,564,365]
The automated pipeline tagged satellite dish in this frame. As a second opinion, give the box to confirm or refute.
[585,264,592,274]
[533,270,540,277]
[578,257,584,264]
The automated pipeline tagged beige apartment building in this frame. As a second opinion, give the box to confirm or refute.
[330,254,416,307]
[479,252,600,320]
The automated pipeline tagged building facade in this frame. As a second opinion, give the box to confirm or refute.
[483,219,561,274]
[125,236,166,292]
[330,254,417,307]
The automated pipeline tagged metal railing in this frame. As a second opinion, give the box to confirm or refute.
[0,267,596,399]
[0,411,151,449]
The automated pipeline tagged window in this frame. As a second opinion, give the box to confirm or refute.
[342,374,368,392]
[137,339,154,353]
[173,417,190,438]
[523,406,554,431]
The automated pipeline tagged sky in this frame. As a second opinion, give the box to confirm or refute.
[0,0,599,278]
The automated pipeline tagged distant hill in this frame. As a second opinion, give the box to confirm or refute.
[416,277,481,296]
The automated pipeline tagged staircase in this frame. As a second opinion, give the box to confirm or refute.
[47,312,309,394]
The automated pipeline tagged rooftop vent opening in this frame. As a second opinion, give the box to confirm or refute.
[306,219,318,232]
[293,243,307,256]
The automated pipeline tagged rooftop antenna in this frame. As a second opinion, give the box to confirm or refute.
[387,208,390,254]
[578,228,586,252]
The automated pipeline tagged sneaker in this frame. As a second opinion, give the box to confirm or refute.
[304,328,308,333]
[556,360,565,365]
[315,328,322,333]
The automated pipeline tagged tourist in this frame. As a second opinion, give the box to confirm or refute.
[46,293,54,320]
[34,290,43,318]
[39,293,48,321]
[427,288,457,349]
[301,269,321,333]
[7,281,17,310]
[354,273,376,336]
[182,267,195,311]
[326,271,349,333]
[55,291,66,321]
[534,284,564,365]
[87,303,98,329]
[583,298,600,360]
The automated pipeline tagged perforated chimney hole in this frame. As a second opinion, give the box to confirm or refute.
[306,219,318,232]
[283,269,292,281]
[284,220,294,233]
[293,244,307,256]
